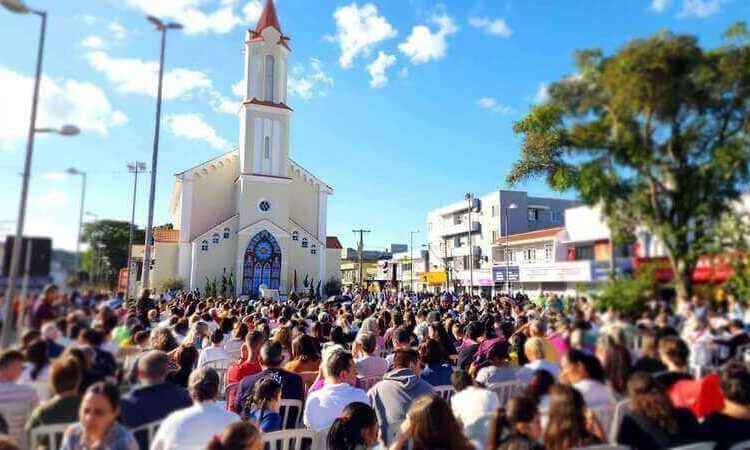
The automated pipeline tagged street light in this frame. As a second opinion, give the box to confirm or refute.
[465,193,474,296]
[409,230,419,293]
[126,162,146,302]
[1,0,81,349]
[141,16,182,293]
[504,203,518,295]
[67,167,86,278]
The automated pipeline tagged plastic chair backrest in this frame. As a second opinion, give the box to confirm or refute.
[487,381,523,405]
[433,385,455,404]
[591,403,616,443]
[29,422,72,450]
[261,428,316,450]
[669,442,716,450]
[131,418,162,450]
[609,399,631,444]
[279,399,304,429]
[0,400,34,449]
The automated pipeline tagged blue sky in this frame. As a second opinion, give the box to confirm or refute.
[0,0,747,253]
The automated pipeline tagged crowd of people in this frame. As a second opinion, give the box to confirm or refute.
[1,283,750,450]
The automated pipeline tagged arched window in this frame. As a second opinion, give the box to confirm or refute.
[264,136,271,159]
[301,238,308,248]
[223,227,231,239]
[292,231,299,241]
[201,240,209,251]
[212,233,220,244]
[264,55,275,102]
[311,244,317,255]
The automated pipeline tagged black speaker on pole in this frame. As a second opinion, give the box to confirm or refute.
[2,236,52,278]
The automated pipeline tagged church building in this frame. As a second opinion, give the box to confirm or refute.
[155,0,342,298]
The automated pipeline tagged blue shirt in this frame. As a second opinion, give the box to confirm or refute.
[248,408,282,432]
[420,363,453,386]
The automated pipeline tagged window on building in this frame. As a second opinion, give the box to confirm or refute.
[491,205,498,217]
[551,210,562,223]
[311,245,317,255]
[544,244,553,262]
[212,233,220,244]
[453,215,463,225]
[524,248,536,263]
[492,230,498,242]
[201,240,209,251]
[292,231,299,241]
[575,245,594,261]
[264,136,271,159]
[223,227,230,239]
[527,208,539,222]
[427,222,432,232]
[453,236,462,248]
[264,55,275,102]
[301,238,308,248]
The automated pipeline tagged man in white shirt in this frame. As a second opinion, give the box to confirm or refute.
[450,370,498,443]
[303,349,369,431]
[197,329,229,368]
[0,350,39,447]
[150,366,239,450]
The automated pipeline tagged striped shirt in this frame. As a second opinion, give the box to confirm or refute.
[0,381,40,446]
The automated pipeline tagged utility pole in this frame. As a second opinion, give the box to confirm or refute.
[409,230,420,293]
[352,229,370,288]
[465,193,474,296]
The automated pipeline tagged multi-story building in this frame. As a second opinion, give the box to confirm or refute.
[340,244,406,288]
[374,250,430,292]
[426,189,578,296]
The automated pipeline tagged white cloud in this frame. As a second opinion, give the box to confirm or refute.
[80,35,106,50]
[399,67,409,78]
[649,0,670,12]
[366,52,396,88]
[164,113,231,150]
[85,50,212,100]
[0,66,127,150]
[477,97,515,115]
[328,3,398,69]
[288,58,334,100]
[398,12,459,65]
[124,0,265,35]
[468,17,512,38]
[107,21,128,41]
[31,189,70,209]
[534,83,550,103]
[678,0,724,17]
[40,172,70,182]
[231,79,244,97]
[76,14,98,25]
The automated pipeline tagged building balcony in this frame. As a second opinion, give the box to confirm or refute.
[439,221,480,237]
[431,197,480,217]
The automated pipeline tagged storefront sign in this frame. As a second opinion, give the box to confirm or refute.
[519,261,593,282]
[492,266,520,283]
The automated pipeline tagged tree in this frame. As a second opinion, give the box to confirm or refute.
[507,23,750,303]
[81,220,145,287]
[595,268,655,318]
[323,277,342,297]
[160,276,185,293]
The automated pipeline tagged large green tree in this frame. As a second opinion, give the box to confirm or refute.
[507,23,750,303]
[81,220,144,286]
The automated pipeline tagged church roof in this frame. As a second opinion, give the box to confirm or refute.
[326,237,343,249]
[254,0,282,34]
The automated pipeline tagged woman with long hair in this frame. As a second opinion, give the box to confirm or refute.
[166,345,198,388]
[273,326,293,365]
[486,396,543,450]
[284,334,321,373]
[418,338,453,386]
[428,322,458,357]
[595,334,633,398]
[617,372,701,449]
[389,394,474,450]
[20,339,50,383]
[327,402,379,450]
[185,321,210,350]
[544,384,604,450]
[205,422,261,450]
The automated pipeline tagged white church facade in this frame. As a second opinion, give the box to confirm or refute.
[151,0,342,298]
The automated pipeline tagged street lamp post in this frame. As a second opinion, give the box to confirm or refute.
[67,167,86,277]
[141,16,182,293]
[465,193,474,296]
[126,162,146,302]
[504,203,518,295]
[409,230,419,293]
[0,0,81,350]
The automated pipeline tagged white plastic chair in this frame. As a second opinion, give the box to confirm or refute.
[131,418,162,450]
[609,399,631,444]
[591,403,616,444]
[0,400,35,449]
[487,381,523,405]
[729,439,750,450]
[433,385,455,404]
[203,358,232,396]
[669,443,716,450]
[314,427,330,450]
[262,429,317,450]
[28,423,72,450]
[279,399,304,429]
[27,381,52,403]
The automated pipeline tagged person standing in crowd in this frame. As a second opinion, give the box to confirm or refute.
[389,394,475,450]
[28,284,59,330]
[701,364,750,450]
[616,372,701,449]
[25,356,82,430]
[60,382,138,450]
[151,367,239,450]
[234,341,304,413]
[205,422,261,450]
[486,396,543,450]
[303,349,369,431]
[326,402,379,450]
[368,349,434,446]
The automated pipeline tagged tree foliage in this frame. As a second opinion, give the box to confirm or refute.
[507,23,750,302]
[159,276,185,293]
[323,277,342,297]
[81,220,145,287]
[595,269,655,318]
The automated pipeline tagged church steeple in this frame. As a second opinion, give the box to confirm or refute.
[254,0,282,34]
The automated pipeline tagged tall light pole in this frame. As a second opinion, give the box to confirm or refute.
[126,162,146,301]
[504,203,518,295]
[141,16,182,292]
[465,193,474,296]
[84,211,98,285]
[0,0,80,348]
[409,230,419,293]
[67,167,86,277]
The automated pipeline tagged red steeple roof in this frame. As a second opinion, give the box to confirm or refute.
[254,0,282,34]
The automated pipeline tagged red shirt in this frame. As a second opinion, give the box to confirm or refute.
[226,358,261,411]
